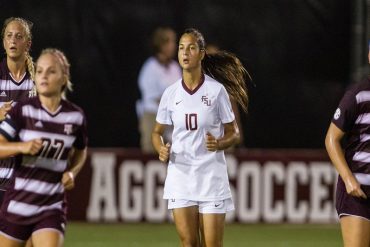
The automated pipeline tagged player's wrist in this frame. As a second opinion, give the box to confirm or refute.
[67,171,75,181]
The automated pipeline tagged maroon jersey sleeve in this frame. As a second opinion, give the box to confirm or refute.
[0,103,23,141]
[332,91,357,133]
[73,112,88,149]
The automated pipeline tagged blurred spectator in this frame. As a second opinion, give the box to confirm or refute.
[137,27,181,153]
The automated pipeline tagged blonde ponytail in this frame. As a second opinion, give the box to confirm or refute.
[25,52,37,97]
[25,53,35,81]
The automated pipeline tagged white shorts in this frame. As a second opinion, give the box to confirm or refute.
[167,198,235,214]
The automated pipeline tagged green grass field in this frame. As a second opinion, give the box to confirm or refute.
[64,222,342,247]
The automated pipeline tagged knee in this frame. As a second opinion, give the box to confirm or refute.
[203,238,223,247]
[179,235,200,247]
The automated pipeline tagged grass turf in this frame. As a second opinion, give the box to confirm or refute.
[65,222,342,247]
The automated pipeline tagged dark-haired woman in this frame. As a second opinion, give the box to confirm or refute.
[152,28,249,247]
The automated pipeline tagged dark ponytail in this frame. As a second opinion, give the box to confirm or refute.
[183,28,250,112]
[202,51,250,112]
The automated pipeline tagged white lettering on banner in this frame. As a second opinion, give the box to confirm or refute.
[263,162,285,222]
[119,161,143,222]
[86,153,338,223]
[237,162,261,222]
[145,161,167,222]
[309,162,336,223]
[87,153,118,221]
[286,162,309,223]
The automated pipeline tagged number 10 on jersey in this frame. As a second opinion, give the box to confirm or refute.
[185,113,198,130]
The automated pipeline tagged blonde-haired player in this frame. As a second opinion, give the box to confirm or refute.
[0,48,87,247]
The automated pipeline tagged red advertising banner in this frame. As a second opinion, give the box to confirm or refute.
[67,148,338,223]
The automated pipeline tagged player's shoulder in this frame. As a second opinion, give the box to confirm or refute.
[204,74,225,94]
[164,78,182,93]
[61,99,85,114]
[16,96,38,107]
[346,77,370,95]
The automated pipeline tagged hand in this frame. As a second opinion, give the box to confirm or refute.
[159,143,170,163]
[344,176,367,199]
[0,101,13,121]
[206,132,218,152]
[62,171,75,190]
[21,139,43,155]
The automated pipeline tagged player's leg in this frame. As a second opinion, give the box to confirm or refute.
[24,239,32,247]
[340,216,370,247]
[199,213,225,247]
[336,179,370,247]
[31,230,63,247]
[198,199,234,247]
[172,205,200,247]
[0,234,25,247]
[30,214,65,247]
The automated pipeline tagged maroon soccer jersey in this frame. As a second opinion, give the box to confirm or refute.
[0,97,87,224]
[332,77,370,174]
[0,58,35,190]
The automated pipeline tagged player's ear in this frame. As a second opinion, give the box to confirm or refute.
[200,49,205,60]
[61,75,68,90]
[26,40,31,52]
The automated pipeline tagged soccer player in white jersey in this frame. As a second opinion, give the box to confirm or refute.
[152,28,249,247]
[325,43,370,246]
[0,48,87,247]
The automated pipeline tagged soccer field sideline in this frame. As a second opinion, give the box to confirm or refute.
[64,222,342,247]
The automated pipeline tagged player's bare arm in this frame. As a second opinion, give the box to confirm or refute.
[0,134,42,158]
[206,121,239,151]
[152,122,170,162]
[0,101,13,121]
[62,147,87,190]
[325,122,366,199]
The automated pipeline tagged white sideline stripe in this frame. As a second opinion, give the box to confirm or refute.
[355,113,370,125]
[353,152,370,163]
[7,200,63,217]
[15,178,64,195]
[0,168,13,179]
[0,121,16,138]
[356,91,370,104]
[22,105,83,125]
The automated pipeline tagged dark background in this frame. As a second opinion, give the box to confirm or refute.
[1,0,368,148]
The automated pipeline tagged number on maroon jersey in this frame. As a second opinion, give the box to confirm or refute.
[185,113,198,130]
[38,138,65,160]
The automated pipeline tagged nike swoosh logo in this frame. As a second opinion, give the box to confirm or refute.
[215,203,221,207]
[176,100,182,105]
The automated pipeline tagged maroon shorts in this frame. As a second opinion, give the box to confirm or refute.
[0,213,66,242]
[0,190,5,205]
[336,177,370,221]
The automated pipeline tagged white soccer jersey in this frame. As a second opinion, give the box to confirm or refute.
[156,74,235,201]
